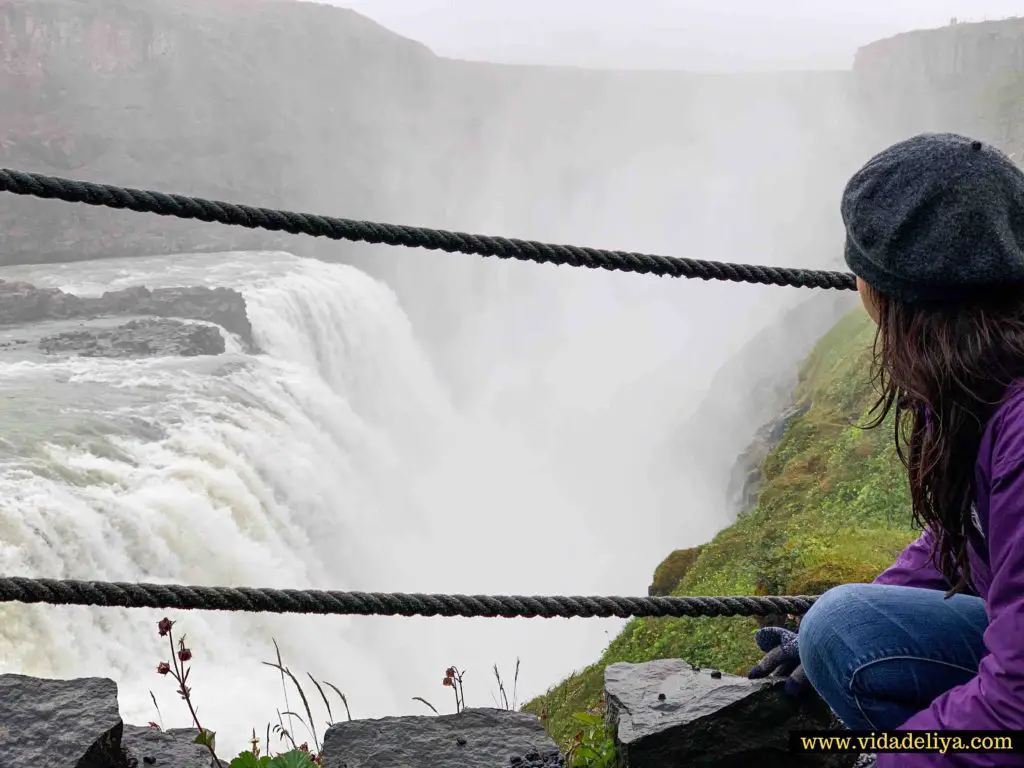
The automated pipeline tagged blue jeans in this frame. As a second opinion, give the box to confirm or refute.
[798,583,989,730]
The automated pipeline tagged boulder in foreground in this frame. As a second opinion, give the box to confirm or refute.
[0,673,125,768]
[605,660,856,768]
[321,708,560,768]
[122,725,221,768]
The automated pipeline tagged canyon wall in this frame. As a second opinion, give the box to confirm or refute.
[0,0,859,264]
[0,0,870,350]
[852,16,1024,153]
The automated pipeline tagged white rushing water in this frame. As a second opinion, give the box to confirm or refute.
[0,250,777,755]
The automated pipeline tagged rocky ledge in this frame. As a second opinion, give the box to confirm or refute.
[0,280,255,351]
[39,318,226,359]
[604,660,860,768]
[0,663,875,768]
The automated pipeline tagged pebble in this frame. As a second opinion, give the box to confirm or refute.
[508,749,566,766]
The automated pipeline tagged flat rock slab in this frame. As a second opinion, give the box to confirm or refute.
[605,660,855,768]
[321,708,558,768]
[0,673,125,768]
[122,726,218,768]
[40,318,226,358]
[0,281,255,350]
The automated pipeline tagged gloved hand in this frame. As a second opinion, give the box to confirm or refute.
[747,626,810,696]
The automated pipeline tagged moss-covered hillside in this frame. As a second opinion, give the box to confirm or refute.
[525,309,920,747]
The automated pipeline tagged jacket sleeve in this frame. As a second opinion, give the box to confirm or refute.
[877,414,1024,768]
[873,527,950,591]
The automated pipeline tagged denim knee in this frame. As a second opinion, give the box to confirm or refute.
[796,582,987,731]
[798,583,870,700]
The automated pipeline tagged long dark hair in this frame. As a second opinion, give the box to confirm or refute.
[865,285,1024,595]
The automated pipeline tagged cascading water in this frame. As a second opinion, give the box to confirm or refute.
[0,228,822,756]
[1,250,697,754]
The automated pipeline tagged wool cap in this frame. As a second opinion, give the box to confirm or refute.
[841,132,1024,305]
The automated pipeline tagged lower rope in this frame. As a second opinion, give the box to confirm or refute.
[0,167,857,291]
[0,576,817,618]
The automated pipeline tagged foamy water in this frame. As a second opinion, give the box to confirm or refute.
[0,251,662,755]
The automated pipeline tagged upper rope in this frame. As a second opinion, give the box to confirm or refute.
[0,167,857,291]
[0,576,817,618]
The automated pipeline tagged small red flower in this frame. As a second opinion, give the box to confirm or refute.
[177,647,192,663]
[442,677,453,687]
[147,722,161,730]
[156,662,171,676]
[445,667,457,678]
[157,618,174,637]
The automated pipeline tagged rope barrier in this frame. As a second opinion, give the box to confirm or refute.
[0,576,817,618]
[0,167,857,291]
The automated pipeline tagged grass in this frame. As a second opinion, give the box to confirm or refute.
[647,545,705,596]
[523,310,921,747]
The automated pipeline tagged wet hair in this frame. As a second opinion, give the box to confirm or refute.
[864,285,1024,595]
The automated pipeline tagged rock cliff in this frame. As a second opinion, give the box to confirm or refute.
[0,0,439,262]
[852,16,1024,152]
[0,1,863,290]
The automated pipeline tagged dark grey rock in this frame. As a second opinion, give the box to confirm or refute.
[605,660,856,768]
[98,286,253,349]
[0,281,254,349]
[321,708,556,768]
[122,726,221,768]
[853,755,877,768]
[0,673,126,768]
[507,750,565,767]
[726,400,810,519]
[40,318,226,358]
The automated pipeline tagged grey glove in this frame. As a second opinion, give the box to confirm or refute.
[747,626,810,696]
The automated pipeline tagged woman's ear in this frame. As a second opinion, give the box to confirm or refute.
[857,277,880,324]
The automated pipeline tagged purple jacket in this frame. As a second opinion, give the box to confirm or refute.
[873,386,1024,768]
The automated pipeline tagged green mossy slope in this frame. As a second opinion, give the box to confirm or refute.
[525,310,919,747]
[647,545,705,596]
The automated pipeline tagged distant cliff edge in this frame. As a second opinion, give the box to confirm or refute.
[0,0,855,269]
[852,16,1024,152]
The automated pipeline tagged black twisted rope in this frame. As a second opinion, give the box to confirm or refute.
[0,576,817,618]
[0,168,856,291]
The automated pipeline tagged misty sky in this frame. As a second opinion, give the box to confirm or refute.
[332,0,1022,70]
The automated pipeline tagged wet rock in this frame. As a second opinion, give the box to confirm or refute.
[97,286,253,349]
[122,726,221,768]
[0,673,126,768]
[40,318,226,358]
[0,280,87,324]
[605,660,856,768]
[726,400,810,519]
[507,750,566,767]
[321,708,557,768]
[0,280,254,349]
